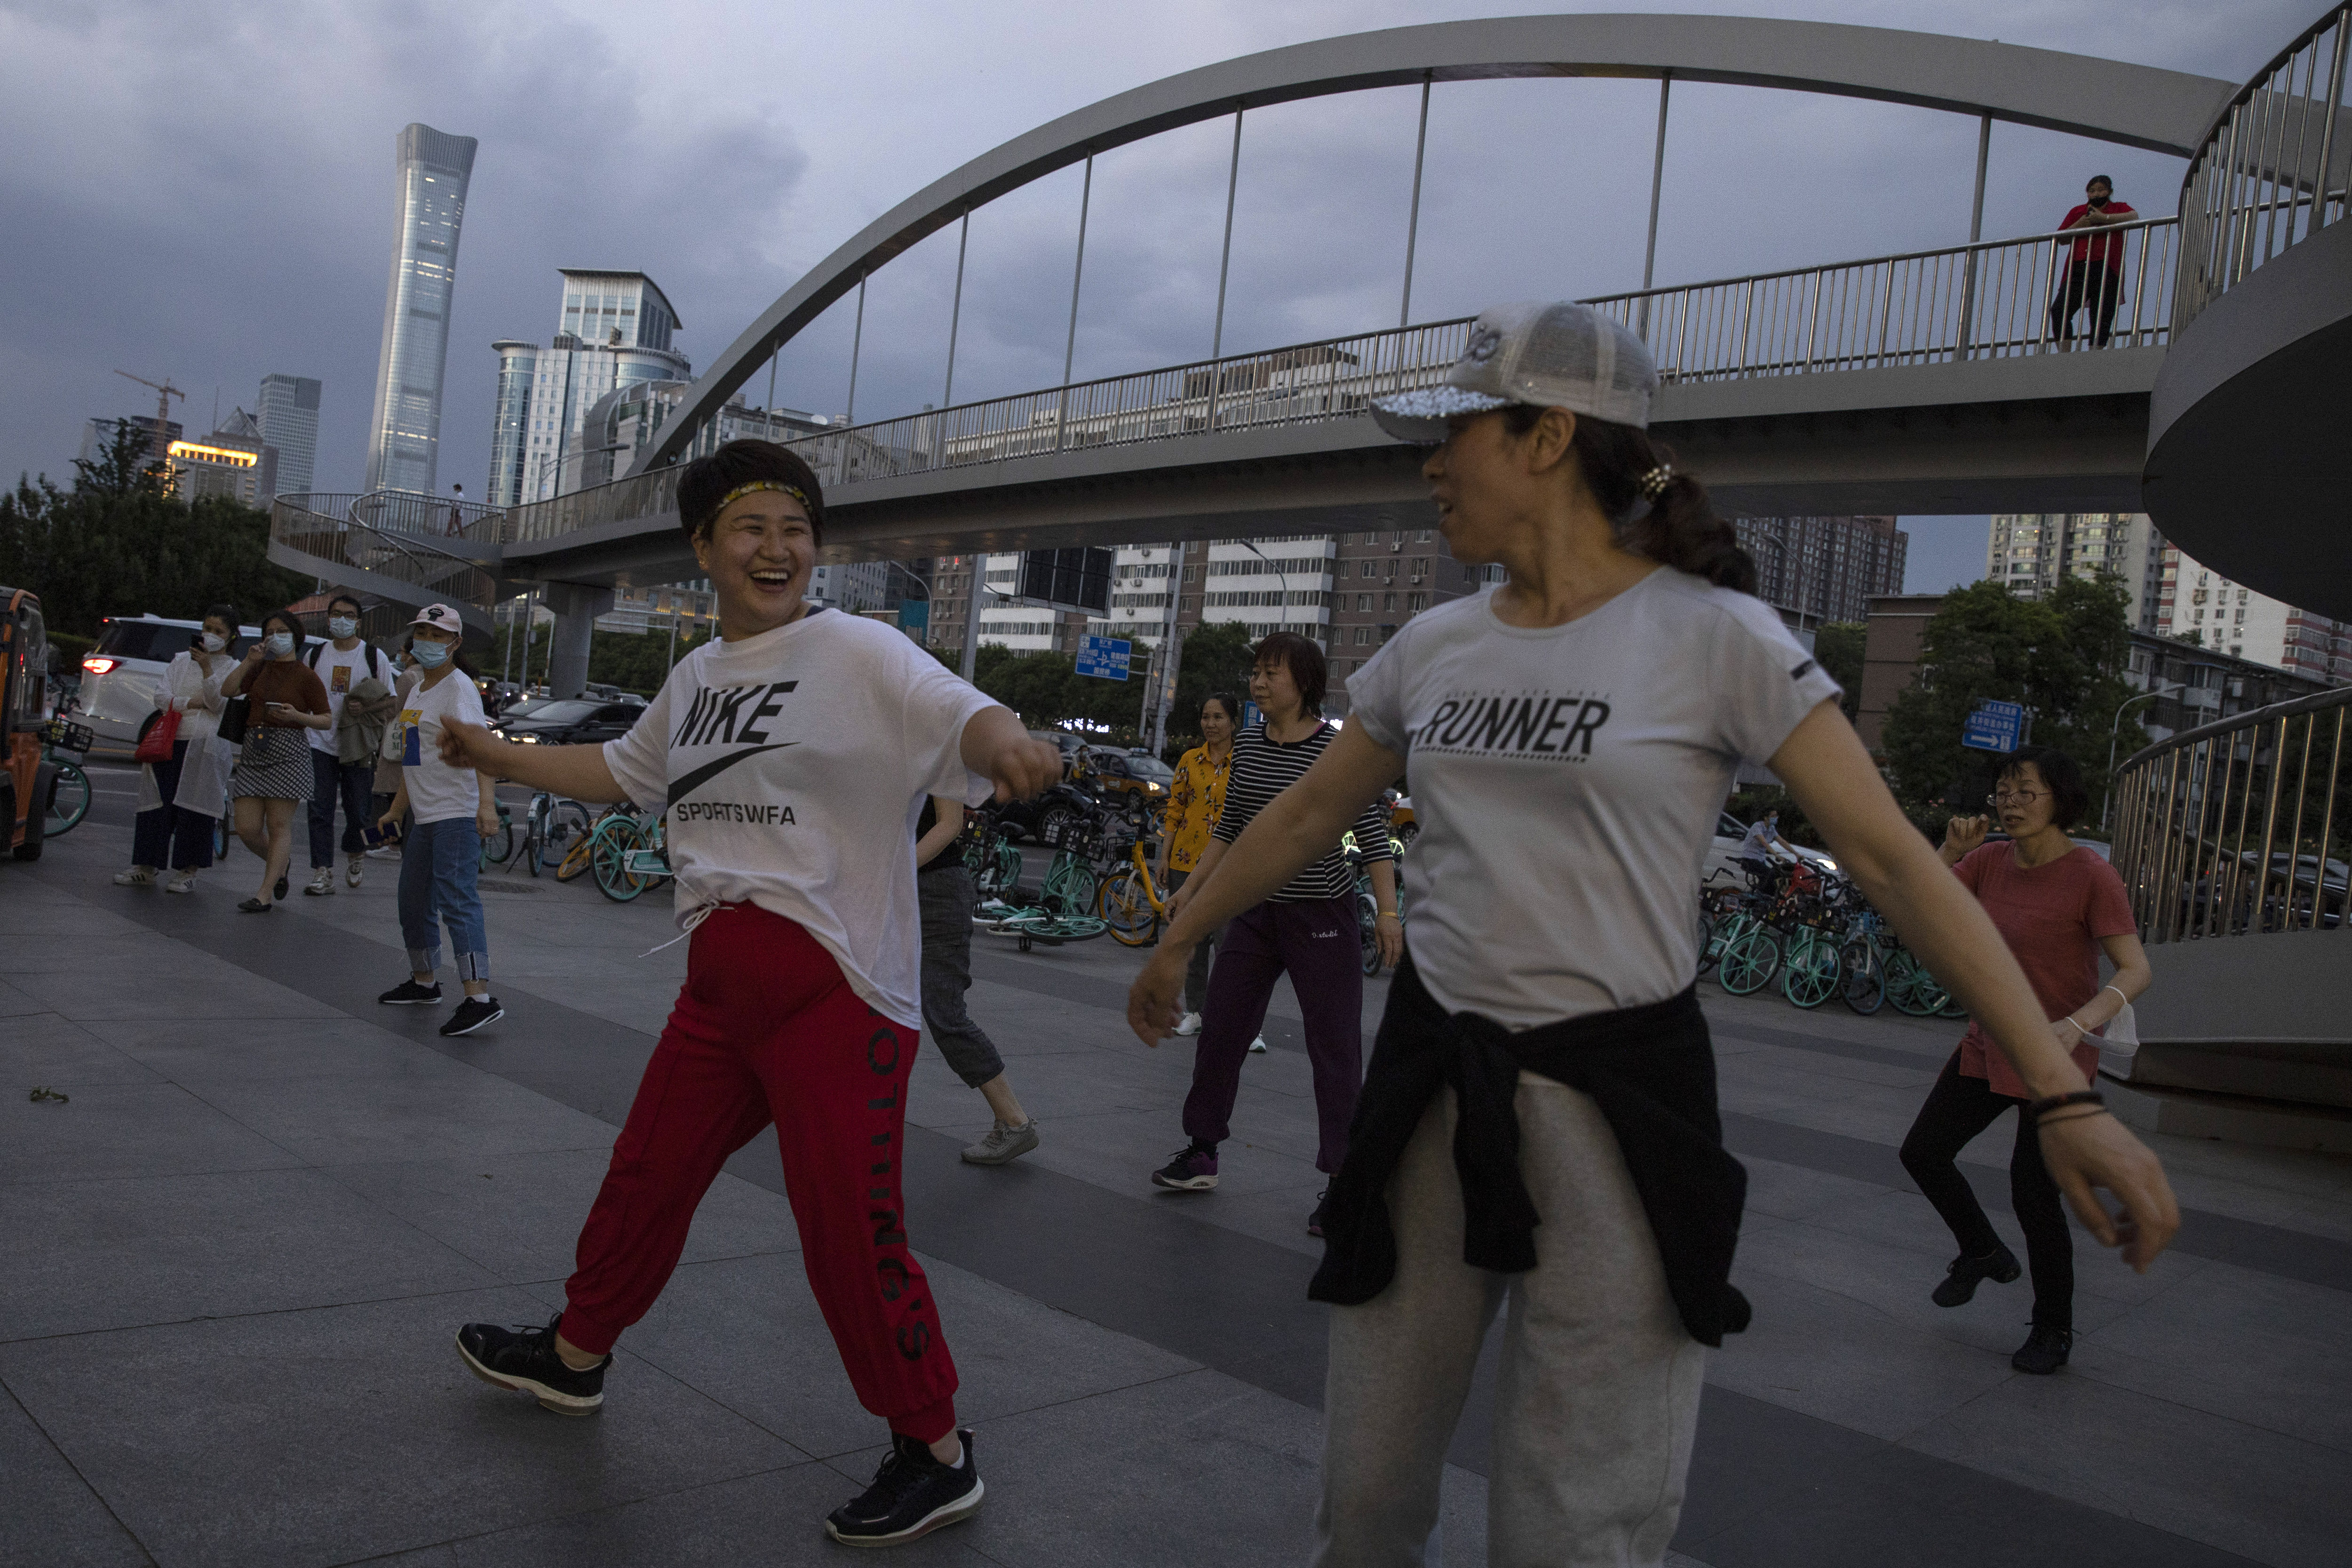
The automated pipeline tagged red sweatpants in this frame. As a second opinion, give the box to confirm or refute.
[560,904,959,1442]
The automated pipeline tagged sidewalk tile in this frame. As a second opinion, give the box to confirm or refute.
[0,1081,302,1186]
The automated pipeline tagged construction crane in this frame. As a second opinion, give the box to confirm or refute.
[114,369,186,470]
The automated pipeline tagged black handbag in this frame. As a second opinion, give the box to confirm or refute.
[215,693,251,746]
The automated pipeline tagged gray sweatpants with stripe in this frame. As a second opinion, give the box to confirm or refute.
[1314,1081,1707,1568]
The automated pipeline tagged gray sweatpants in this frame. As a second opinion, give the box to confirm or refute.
[917,864,1005,1089]
[1315,1081,1706,1568]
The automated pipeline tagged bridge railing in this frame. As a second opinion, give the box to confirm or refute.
[270,494,502,613]
[2177,4,2351,330]
[2109,684,2351,943]
[1591,216,2178,382]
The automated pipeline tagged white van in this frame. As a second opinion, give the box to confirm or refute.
[78,614,262,746]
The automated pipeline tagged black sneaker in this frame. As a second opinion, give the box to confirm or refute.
[440,996,504,1036]
[2011,1322,2074,1375]
[379,979,443,1005]
[1150,1143,1218,1191]
[825,1429,984,1546]
[1931,1243,2022,1307]
[455,1314,607,1415]
[1307,1186,1330,1238]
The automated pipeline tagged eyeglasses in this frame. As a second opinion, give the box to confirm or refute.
[1986,789,2046,807]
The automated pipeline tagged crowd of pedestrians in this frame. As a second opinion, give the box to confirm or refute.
[88,289,2182,1563]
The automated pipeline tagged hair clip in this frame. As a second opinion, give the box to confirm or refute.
[1638,465,1676,501]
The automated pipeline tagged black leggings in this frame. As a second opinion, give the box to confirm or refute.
[1899,1053,2074,1329]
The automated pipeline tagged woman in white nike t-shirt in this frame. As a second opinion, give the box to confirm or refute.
[433,440,1061,1547]
[1127,302,2181,1568]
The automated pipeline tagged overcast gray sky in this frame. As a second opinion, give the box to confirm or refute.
[0,0,2302,590]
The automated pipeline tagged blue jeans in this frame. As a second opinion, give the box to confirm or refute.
[309,748,375,868]
[398,818,489,983]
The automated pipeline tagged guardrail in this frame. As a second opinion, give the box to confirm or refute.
[2177,4,2351,330]
[2109,684,2350,942]
[270,494,501,615]
[499,219,2177,547]
[1590,216,2177,380]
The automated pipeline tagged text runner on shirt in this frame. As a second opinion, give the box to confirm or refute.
[1125,300,2182,1567]
[430,439,1061,1551]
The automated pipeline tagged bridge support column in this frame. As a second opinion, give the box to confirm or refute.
[540,582,612,699]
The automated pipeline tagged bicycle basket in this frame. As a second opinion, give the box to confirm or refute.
[44,717,95,753]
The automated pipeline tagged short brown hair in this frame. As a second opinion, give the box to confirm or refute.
[1251,630,1327,716]
[676,439,826,547]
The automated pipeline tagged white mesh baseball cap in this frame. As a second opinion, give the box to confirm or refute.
[1370,301,1656,442]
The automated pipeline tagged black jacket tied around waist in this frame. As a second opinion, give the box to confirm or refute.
[1308,957,1752,1347]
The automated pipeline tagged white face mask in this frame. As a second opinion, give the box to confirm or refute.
[263,632,294,658]
[199,632,226,653]
[409,639,451,669]
[328,616,358,639]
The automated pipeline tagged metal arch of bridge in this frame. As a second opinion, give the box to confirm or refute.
[628,12,2233,479]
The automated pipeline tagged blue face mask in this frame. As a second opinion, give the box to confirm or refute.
[327,616,358,639]
[263,632,294,658]
[410,640,450,669]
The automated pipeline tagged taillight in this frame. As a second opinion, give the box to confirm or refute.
[82,656,118,675]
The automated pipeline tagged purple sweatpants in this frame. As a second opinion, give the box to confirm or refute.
[1182,895,1364,1173]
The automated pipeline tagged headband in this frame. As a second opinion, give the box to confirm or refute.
[716,480,814,518]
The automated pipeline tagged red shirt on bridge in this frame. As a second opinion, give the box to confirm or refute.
[2060,200,2136,269]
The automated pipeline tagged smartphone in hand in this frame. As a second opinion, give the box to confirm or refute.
[362,820,402,849]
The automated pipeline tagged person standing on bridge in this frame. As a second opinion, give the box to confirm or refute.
[1900,746,2153,1376]
[2049,175,2137,348]
[435,439,1061,1549]
[1127,301,2180,1567]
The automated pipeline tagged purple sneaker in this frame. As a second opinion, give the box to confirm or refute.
[1151,1143,1219,1191]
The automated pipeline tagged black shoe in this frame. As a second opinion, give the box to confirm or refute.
[237,897,273,914]
[1150,1143,1218,1191]
[1308,1186,1330,1238]
[825,1429,985,1546]
[378,979,443,1005]
[440,996,504,1036]
[1931,1244,2021,1307]
[455,1314,607,1415]
[2011,1322,2074,1375]
[274,873,289,901]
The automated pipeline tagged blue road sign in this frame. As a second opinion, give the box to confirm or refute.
[897,599,929,637]
[1244,700,1262,729]
[1962,699,2030,753]
[1076,633,1130,681]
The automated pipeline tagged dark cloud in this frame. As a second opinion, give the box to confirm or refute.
[0,0,2305,521]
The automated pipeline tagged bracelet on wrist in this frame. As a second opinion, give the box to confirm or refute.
[2026,1089,2105,1124]
[2034,1106,2111,1130]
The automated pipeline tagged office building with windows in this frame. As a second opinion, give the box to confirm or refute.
[485,271,694,506]
[2154,545,2351,683]
[255,374,321,496]
[1732,515,1908,627]
[1985,513,2165,629]
[78,415,182,469]
[365,123,477,496]
[166,409,277,507]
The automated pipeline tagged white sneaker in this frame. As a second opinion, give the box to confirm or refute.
[1173,1012,1203,1036]
[304,868,336,896]
[347,852,365,888]
[1248,1036,1269,1054]
[164,871,198,894]
[112,867,157,886]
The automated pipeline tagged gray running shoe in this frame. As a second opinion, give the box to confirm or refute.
[961,1119,1040,1166]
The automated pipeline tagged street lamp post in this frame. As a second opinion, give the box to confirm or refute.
[1237,540,1291,637]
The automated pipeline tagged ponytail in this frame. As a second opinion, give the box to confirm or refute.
[1502,406,1756,593]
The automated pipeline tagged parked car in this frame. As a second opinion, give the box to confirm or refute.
[990,776,1105,845]
[490,699,647,747]
[2192,850,2347,932]
[1702,811,1840,890]
[1027,729,1087,780]
[1076,746,1175,806]
[583,683,649,705]
[77,613,262,747]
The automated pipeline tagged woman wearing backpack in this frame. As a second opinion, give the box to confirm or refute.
[302,593,397,895]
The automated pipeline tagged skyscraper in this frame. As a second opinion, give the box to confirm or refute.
[255,374,321,496]
[1986,513,2165,629]
[485,270,690,506]
[365,123,477,496]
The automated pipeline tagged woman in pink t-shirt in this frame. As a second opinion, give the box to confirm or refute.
[1899,746,2151,1375]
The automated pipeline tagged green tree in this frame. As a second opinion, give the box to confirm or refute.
[1880,577,2146,833]
[71,418,169,499]
[0,470,314,639]
[1165,621,1257,753]
[1813,621,1866,721]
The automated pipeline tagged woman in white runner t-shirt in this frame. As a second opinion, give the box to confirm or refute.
[431,440,1062,1549]
[1127,302,2181,1568]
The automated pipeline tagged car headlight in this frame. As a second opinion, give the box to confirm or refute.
[516,734,539,744]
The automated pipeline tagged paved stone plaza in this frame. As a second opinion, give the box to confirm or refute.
[4,764,2349,1568]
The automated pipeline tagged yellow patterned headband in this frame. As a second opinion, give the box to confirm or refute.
[716,480,814,517]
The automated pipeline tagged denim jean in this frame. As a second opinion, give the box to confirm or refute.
[309,748,376,868]
[398,817,489,982]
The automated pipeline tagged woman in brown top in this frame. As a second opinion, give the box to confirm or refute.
[222,607,331,911]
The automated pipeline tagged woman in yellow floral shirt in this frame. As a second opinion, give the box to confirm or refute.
[1154,693,1239,1035]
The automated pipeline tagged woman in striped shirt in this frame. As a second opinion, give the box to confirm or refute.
[1152,632,1400,1237]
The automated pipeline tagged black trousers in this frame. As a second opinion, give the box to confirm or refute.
[1899,1052,2074,1329]
[2048,259,2122,347]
